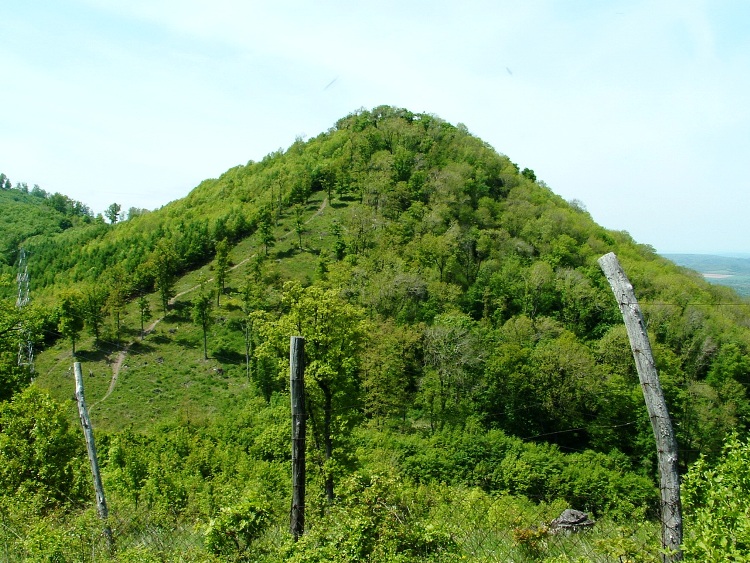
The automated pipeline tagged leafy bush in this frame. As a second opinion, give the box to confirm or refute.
[393,427,657,519]
[284,471,456,562]
[682,434,750,561]
[0,387,87,512]
[204,495,270,558]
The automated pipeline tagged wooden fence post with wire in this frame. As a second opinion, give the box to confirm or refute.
[598,252,682,562]
[74,361,114,551]
[289,336,306,540]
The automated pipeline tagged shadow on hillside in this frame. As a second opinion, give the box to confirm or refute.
[128,341,157,356]
[274,246,300,260]
[75,347,112,363]
[175,336,195,349]
[149,333,171,345]
[223,301,241,312]
[213,348,244,365]
[168,301,191,320]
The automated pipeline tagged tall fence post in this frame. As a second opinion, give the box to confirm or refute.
[74,362,114,550]
[598,252,682,561]
[290,336,306,540]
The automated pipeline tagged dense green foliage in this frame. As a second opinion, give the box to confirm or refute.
[0,182,97,277]
[0,387,88,512]
[0,275,44,400]
[681,434,750,560]
[2,106,750,560]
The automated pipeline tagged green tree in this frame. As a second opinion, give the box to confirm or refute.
[204,496,270,558]
[240,275,264,382]
[682,434,750,560]
[214,238,229,307]
[293,204,305,250]
[105,266,128,346]
[152,240,178,314]
[0,387,86,511]
[81,284,107,343]
[105,202,121,224]
[287,284,366,501]
[361,320,421,425]
[57,290,84,356]
[137,294,152,339]
[417,226,459,283]
[0,173,10,191]
[523,261,556,319]
[0,275,35,400]
[191,276,213,360]
[257,209,274,256]
[420,312,482,430]
[331,219,346,260]
[255,282,366,501]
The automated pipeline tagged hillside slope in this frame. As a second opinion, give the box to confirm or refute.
[28,106,750,461]
[0,188,98,275]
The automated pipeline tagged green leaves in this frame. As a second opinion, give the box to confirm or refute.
[151,239,178,313]
[191,275,213,360]
[0,388,86,511]
[214,238,230,307]
[57,289,84,356]
[204,496,270,557]
[104,202,121,224]
[682,434,750,560]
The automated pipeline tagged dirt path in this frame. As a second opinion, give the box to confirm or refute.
[90,316,162,409]
[92,197,329,406]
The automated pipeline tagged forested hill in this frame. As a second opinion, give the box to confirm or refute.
[2,106,750,560]
[0,185,98,274]
[14,105,750,451]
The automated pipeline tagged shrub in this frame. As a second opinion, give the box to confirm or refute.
[0,387,87,511]
[204,496,270,558]
[681,434,750,561]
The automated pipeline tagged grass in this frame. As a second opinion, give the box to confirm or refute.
[0,484,662,562]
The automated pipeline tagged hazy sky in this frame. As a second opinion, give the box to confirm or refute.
[1,1,748,253]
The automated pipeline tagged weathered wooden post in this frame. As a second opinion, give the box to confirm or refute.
[598,252,682,561]
[289,336,306,540]
[74,362,114,550]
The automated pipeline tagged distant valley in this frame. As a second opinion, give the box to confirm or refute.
[662,253,750,297]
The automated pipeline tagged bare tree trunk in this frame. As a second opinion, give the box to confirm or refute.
[290,337,306,540]
[598,252,682,561]
[74,362,114,551]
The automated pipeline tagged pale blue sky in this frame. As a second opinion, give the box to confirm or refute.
[1,1,748,253]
